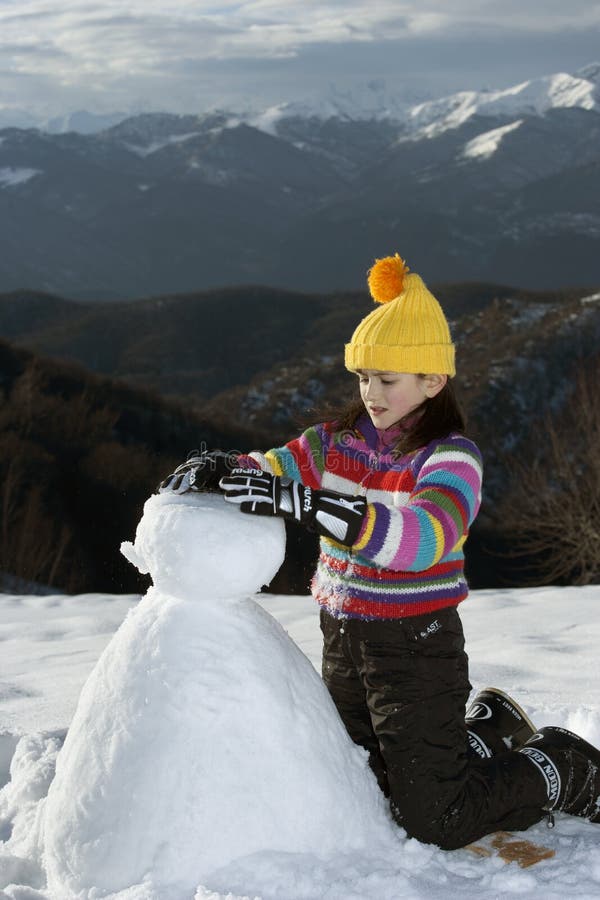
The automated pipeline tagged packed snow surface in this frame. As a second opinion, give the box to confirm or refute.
[44,493,390,898]
[0,491,600,898]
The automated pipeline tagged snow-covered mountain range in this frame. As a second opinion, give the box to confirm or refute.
[3,64,599,136]
[0,64,599,298]
[404,66,600,136]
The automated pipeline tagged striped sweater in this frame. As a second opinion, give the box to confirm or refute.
[248,415,483,620]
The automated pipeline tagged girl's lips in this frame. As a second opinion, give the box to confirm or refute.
[369,406,386,415]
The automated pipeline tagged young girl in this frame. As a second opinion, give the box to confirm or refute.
[162,253,600,849]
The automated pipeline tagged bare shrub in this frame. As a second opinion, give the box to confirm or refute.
[495,357,600,585]
[0,434,74,590]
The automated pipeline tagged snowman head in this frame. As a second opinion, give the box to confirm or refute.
[121,492,286,601]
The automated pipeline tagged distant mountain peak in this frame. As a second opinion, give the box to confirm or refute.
[247,80,424,134]
[237,67,600,143]
[406,70,598,139]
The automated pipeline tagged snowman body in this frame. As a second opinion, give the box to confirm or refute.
[43,492,392,898]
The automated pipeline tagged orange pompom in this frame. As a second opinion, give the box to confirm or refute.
[367,253,410,304]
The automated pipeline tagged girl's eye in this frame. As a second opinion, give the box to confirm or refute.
[381,380,393,385]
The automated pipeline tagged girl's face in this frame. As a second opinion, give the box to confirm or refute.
[357,369,431,430]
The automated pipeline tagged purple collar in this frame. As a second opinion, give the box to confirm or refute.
[356,414,405,453]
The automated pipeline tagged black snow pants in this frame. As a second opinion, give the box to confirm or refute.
[320,606,547,850]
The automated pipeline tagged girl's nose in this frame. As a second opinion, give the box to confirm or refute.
[364,379,379,400]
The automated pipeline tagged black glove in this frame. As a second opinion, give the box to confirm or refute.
[219,469,367,546]
[158,449,237,494]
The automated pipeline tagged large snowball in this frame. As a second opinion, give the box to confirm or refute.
[43,492,394,899]
[120,492,286,599]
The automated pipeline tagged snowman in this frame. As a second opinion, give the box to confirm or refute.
[43,490,393,899]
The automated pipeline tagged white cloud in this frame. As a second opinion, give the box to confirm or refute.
[2,2,599,64]
[0,1,598,116]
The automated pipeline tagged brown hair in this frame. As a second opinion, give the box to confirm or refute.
[329,378,467,456]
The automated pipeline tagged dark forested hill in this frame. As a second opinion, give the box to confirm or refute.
[0,281,584,403]
[0,340,280,595]
[2,279,599,594]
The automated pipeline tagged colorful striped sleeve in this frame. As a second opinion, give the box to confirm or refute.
[242,424,331,489]
[353,436,483,572]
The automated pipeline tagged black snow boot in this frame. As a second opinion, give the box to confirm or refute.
[466,687,537,758]
[520,726,600,822]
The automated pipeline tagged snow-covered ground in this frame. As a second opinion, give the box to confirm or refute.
[1,494,600,899]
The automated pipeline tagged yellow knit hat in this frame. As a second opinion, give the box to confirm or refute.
[344,253,456,376]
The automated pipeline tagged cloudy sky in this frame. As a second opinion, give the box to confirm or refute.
[1,0,600,119]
